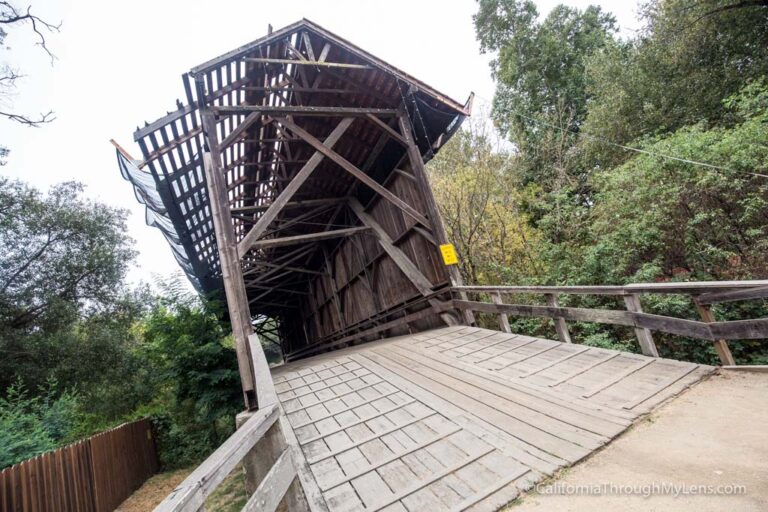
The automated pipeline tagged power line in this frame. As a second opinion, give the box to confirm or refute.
[473,94,768,180]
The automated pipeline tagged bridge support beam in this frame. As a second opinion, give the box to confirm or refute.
[397,107,475,326]
[202,143,258,410]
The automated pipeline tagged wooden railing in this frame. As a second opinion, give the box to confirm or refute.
[154,334,308,512]
[452,280,768,365]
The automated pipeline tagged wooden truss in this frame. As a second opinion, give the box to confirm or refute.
[117,20,474,406]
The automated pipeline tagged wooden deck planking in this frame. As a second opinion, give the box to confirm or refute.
[271,327,713,511]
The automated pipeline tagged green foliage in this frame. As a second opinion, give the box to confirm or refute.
[0,179,244,471]
[586,82,768,282]
[0,179,138,394]
[138,279,242,468]
[583,0,768,165]
[428,117,544,284]
[475,0,617,187]
[0,380,82,468]
[467,0,768,358]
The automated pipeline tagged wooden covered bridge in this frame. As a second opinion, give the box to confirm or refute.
[113,20,768,512]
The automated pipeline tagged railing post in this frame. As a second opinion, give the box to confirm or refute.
[694,302,736,365]
[490,292,511,333]
[623,293,659,357]
[236,412,308,512]
[545,293,572,343]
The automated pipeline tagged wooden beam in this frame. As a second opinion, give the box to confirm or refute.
[237,117,354,258]
[241,450,297,512]
[301,31,316,60]
[251,226,370,250]
[201,133,257,408]
[397,110,474,325]
[215,105,396,117]
[245,246,316,289]
[490,292,511,333]
[243,86,355,94]
[365,114,407,146]
[623,294,659,357]
[323,247,345,332]
[243,57,371,69]
[231,197,347,214]
[545,293,572,343]
[276,117,429,226]
[349,198,457,326]
[217,111,261,151]
[244,262,324,276]
[153,404,279,512]
[694,302,736,365]
[287,304,453,361]
[696,285,768,305]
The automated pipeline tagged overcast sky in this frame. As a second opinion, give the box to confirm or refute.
[1,0,641,288]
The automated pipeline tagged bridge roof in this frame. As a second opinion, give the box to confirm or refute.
[117,19,471,308]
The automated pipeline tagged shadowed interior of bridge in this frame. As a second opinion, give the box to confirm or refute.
[271,326,713,512]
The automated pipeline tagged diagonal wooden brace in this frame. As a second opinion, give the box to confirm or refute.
[237,117,354,258]
[348,198,457,326]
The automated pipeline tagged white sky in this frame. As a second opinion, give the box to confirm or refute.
[0,0,640,288]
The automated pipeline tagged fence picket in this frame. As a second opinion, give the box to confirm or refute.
[0,418,158,512]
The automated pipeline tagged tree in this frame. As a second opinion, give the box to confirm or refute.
[428,114,544,285]
[0,380,82,469]
[584,81,768,284]
[474,0,617,187]
[0,179,137,392]
[583,0,768,167]
[0,2,60,163]
[138,278,242,468]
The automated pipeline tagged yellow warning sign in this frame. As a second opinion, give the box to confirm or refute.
[439,243,459,265]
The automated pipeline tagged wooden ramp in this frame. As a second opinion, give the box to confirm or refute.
[271,327,713,512]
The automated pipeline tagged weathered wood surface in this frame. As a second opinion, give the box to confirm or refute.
[455,281,768,296]
[695,285,768,305]
[452,299,768,342]
[452,283,766,365]
[154,405,280,512]
[271,326,712,511]
[125,20,468,363]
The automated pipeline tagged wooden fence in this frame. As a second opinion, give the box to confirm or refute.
[453,280,768,365]
[0,418,159,512]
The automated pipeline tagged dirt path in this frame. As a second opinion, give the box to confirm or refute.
[116,464,247,512]
[116,468,191,512]
[507,370,768,511]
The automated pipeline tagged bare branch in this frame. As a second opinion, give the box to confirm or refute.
[0,108,54,125]
[0,2,61,62]
[0,66,22,86]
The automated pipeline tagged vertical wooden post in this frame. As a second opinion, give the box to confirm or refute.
[694,302,736,365]
[545,293,572,343]
[202,140,257,408]
[623,293,659,357]
[396,109,474,326]
[490,292,512,333]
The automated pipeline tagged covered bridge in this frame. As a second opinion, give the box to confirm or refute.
[116,19,473,396]
[114,19,768,512]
